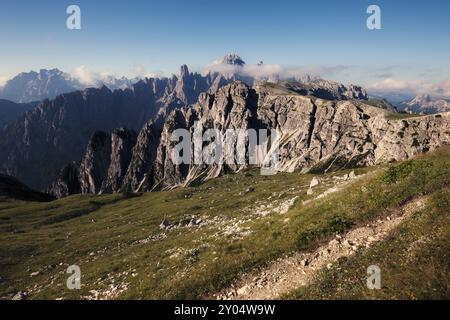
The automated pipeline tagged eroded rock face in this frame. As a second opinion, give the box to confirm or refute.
[255,87,449,173]
[122,121,161,192]
[269,80,368,101]
[50,128,139,197]
[50,81,450,197]
[79,131,112,194]
[0,66,232,190]
[49,162,81,198]
[151,82,449,188]
[101,128,137,193]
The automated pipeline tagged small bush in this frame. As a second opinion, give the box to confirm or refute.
[296,217,354,250]
[381,161,415,183]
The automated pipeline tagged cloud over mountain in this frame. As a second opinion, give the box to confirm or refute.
[0,76,8,87]
[204,55,349,82]
[369,77,450,99]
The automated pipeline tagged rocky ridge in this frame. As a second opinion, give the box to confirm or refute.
[0,65,232,190]
[50,81,450,197]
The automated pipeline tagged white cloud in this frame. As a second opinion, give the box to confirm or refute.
[433,77,450,97]
[369,77,450,99]
[71,65,101,86]
[71,65,119,86]
[70,65,166,86]
[203,60,348,81]
[132,64,165,79]
[0,76,8,87]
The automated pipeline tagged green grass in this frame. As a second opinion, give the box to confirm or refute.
[0,147,449,300]
[286,188,450,300]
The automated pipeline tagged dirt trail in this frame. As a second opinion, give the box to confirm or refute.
[215,196,428,300]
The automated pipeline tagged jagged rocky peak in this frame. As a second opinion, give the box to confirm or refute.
[122,121,162,193]
[49,162,81,199]
[49,127,139,197]
[179,64,190,79]
[49,79,450,198]
[221,53,246,66]
[174,64,226,106]
[0,71,207,190]
[101,128,138,193]
[79,131,112,194]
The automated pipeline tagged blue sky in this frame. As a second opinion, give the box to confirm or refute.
[0,0,449,95]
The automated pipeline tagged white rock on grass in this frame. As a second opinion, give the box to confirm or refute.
[13,291,28,300]
[349,170,356,179]
[310,177,320,188]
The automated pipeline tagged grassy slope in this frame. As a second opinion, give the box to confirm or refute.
[286,188,450,299]
[0,148,449,299]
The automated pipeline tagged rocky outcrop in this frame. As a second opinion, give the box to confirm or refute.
[0,65,233,190]
[48,162,80,199]
[272,99,450,173]
[50,128,138,196]
[7,69,448,198]
[269,80,368,101]
[122,121,162,192]
[79,131,112,194]
[220,53,246,66]
[50,81,450,198]
[100,128,137,193]
[147,82,449,189]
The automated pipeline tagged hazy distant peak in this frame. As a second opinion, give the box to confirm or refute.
[220,53,246,66]
[398,94,450,114]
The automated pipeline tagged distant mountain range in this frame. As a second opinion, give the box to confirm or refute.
[0,54,448,194]
[397,95,450,114]
[0,53,362,104]
[0,68,138,104]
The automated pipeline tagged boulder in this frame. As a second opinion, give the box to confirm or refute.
[310,177,320,188]
[159,218,171,230]
[12,291,28,300]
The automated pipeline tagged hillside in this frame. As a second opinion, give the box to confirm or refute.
[0,147,448,300]
[0,174,54,202]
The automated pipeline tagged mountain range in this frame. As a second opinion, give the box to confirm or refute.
[0,58,245,190]
[0,54,449,196]
[397,94,450,114]
[0,54,374,191]
[0,68,137,104]
[48,81,450,198]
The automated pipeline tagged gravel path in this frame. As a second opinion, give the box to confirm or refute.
[215,196,428,300]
